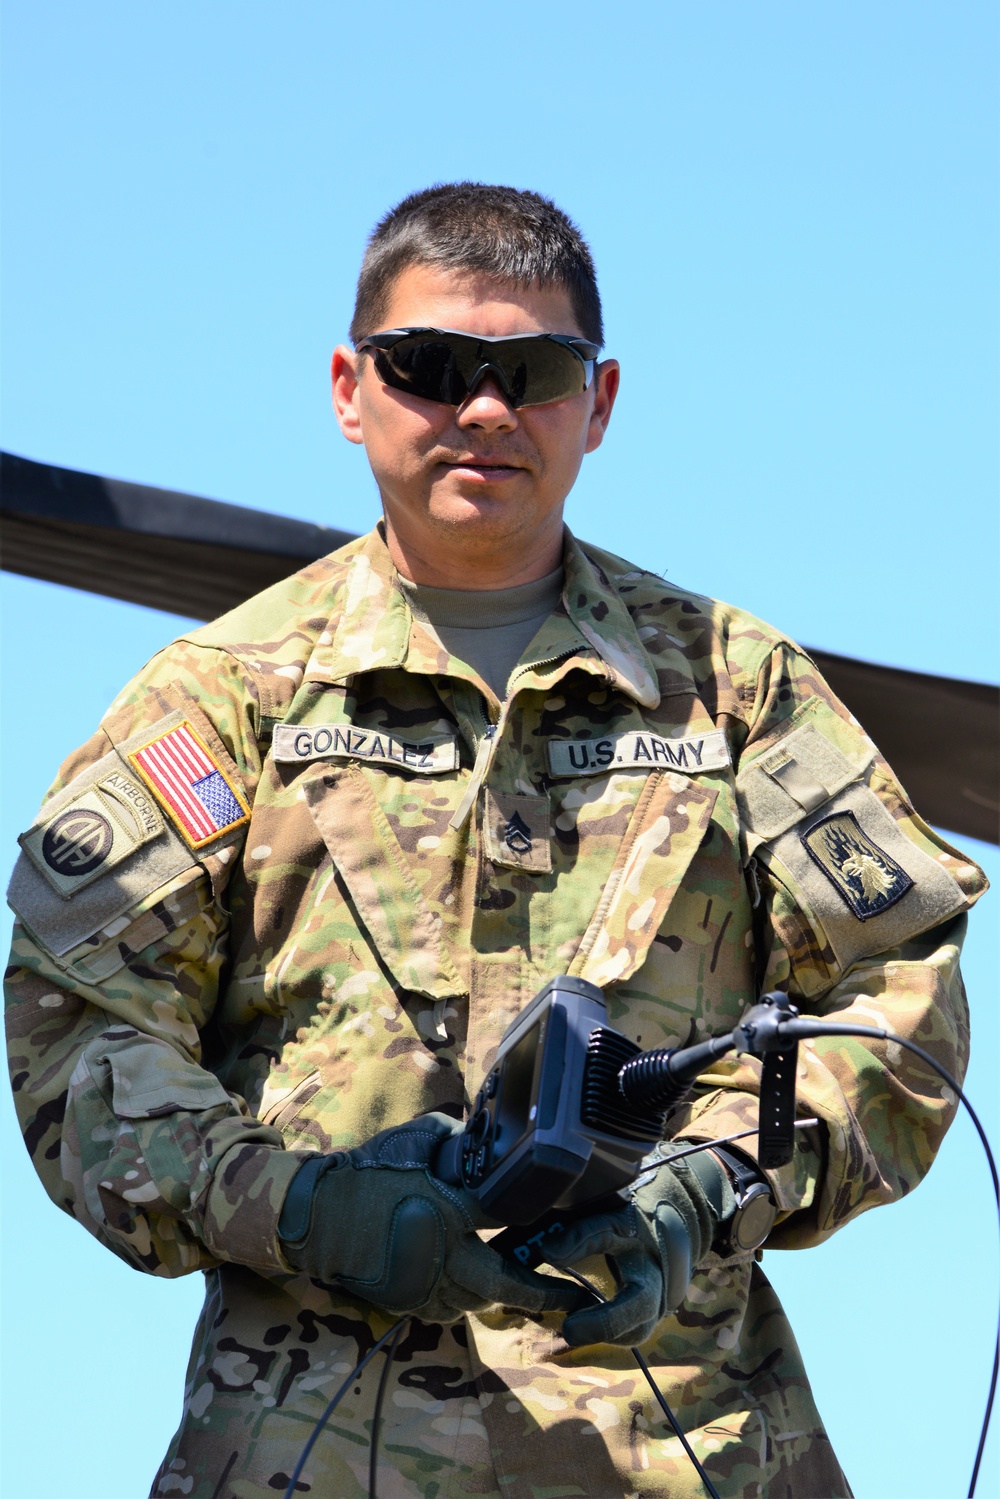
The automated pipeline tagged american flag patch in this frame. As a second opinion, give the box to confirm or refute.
[129,720,250,848]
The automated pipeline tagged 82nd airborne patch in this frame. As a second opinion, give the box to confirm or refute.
[19,769,165,898]
[801,810,914,920]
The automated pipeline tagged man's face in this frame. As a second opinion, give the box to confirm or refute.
[332,263,619,585]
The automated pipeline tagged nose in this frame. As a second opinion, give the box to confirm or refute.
[455,373,519,432]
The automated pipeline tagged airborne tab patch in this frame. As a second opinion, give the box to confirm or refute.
[801,810,913,920]
[129,720,250,849]
[547,729,730,779]
[272,723,459,775]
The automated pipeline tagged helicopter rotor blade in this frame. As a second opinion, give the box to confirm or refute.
[1,450,352,619]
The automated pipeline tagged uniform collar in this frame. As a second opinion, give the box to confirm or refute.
[558,533,660,708]
[321,524,661,711]
[323,526,411,680]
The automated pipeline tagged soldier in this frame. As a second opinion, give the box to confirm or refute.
[5,183,988,1498]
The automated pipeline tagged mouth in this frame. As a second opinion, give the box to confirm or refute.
[440,457,526,482]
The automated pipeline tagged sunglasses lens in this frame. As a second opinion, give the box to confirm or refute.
[373,334,591,408]
[504,341,589,406]
[375,339,467,404]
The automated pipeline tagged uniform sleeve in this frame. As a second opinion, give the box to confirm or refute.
[672,641,987,1249]
[4,641,303,1278]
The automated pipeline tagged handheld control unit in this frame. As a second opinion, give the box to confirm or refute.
[434,975,747,1224]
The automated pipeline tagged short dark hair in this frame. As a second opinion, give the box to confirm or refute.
[349,182,604,346]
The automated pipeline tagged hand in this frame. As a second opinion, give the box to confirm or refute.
[277,1113,586,1323]
[541,1146,736,1347]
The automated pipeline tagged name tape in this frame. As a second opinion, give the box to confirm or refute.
[547,729,731,778]
[273,723,460,774]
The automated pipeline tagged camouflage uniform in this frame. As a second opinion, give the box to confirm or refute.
[5,526,986,1499]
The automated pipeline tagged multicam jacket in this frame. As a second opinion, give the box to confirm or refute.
[5,526,986,1499]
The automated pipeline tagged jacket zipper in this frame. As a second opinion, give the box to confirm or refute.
[449,647,584,832]
[450,721,497,830]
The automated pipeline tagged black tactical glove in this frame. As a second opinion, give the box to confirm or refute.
[542,1145,738,1347]
[278,1113,586,1323]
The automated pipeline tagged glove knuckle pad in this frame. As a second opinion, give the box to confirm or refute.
[342,1195,444,1311]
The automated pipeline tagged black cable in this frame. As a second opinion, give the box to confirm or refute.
[560,1266,722,1499]
[631,1343,721,1495]
[974,1338,1000,1499]
[779,1020,999,1499]
[368,1317,409,1499]
[655,1117,820,1166]
[782,1022,999,1205]
[282,1317,408,1499]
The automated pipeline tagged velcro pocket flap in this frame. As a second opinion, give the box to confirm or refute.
[569,771,719,988]
[736,711,874,849]
[98,1032,232,1119]
[302,764,465,1000]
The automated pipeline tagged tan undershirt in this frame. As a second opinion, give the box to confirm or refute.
[398,567,564,702]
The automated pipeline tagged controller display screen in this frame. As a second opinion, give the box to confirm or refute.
[493,1023,538,1154]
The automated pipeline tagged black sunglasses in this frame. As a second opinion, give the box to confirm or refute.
[354,326,600,409]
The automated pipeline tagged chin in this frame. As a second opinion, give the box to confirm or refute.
[427,491,526,530]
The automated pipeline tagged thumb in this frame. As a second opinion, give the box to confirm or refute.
[654,1202,695,1313]
[560,1251,662,1348]
[450,1238,589,1316]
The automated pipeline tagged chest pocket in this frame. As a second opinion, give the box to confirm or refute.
[567,769,719,988]
[301,762,466,1001]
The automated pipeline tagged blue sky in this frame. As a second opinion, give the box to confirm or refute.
[2,4,997,1496]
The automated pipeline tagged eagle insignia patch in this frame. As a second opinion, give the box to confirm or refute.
[801,810,913,920]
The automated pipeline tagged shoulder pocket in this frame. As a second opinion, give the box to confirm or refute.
[58,870,214,984]
[738,712,971,981]
[736,704,872,849]
[8,751,201,961]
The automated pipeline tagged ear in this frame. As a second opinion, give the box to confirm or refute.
[584,359,620,454]
[332,345,365,446]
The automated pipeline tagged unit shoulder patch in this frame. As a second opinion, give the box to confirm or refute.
[801,809,913,921]
[9,743,210,959]
[272,722,459,774]
[762,782,969,977]
[19,768,165,898]
[547,728,730,779]
[129,720,250,849]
